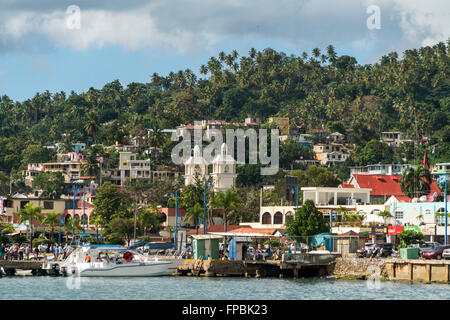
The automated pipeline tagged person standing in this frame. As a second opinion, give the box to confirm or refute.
[0,243,5,260]
[58,245,63,260]
[53,244,58,260]
[63,244,68,260]
[8,245,14,260]
[18,245,24,261]
[25,245,30,260]
[34,246,39,260]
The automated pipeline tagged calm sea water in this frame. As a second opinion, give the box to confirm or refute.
[0,275,449,300]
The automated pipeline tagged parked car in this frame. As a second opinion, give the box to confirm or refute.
[422,245,450,260]
[142,242,176,255]
[443,248,450,259]
[357,243,376,258]
[127,241,146,251]
[417,242,442,256]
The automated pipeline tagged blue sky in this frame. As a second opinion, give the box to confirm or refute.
[0,0,448,102]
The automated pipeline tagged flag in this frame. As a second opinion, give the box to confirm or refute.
[422,151,429,169]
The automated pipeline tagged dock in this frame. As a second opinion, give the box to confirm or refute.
[0,260,45,276]
[176,253,341,278]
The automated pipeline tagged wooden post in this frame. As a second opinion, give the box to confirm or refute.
[392,262,396,279]
[293,268,299,278]
[409,263,413,282]
[426,264,431,283]
[446,265,450,283]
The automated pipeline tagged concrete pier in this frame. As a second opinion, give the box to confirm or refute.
[176,253,340,278]
[0,260,44,276]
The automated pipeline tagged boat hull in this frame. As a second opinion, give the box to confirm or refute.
[74,260,181,277]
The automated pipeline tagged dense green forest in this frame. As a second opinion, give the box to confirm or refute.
[0,41,449,177]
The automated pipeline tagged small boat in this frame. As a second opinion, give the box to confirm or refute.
[44,245,183,277]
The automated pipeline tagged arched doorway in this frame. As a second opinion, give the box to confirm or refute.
[262,212,272,225]
[64,214,72,224]
[285,212,294,223]
[274,212,283,224]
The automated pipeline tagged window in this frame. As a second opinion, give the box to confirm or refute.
[395,210,404,220]
[285,212,294,223]
[262,212,272,225]
[425,209,431,215]
[274,212,283,224]
[44,201,54,210]
[20,201,29,209]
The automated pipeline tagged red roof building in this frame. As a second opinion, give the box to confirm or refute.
[186,225,241,236]
[345,174,441,203]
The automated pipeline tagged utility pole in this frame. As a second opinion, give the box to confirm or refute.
[82,192,86,244]
[133,200,137,245]
[260,187,263,209]
[445,177,448,245]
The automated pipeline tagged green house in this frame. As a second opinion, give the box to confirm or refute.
[190,235,222,260]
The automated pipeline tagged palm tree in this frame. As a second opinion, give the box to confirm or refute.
[63,216,82,243]
[81,151,99,178]
[400,166,432,199]
[377,210,393,225]
[210,189,242,233]
[90,213,104,242]
[84,111,100,143]
[417,214,425,225]
[42,211,61,242]
[199,65,208,76]
[185,203,203,234]
[17,203,43,250]
[60,134,73,153]
[148,121,166,149]
[139,207,160,237]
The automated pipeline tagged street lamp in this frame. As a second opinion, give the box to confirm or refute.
[438,174,449,245]
[72,179,84,243]
[204,178,213,235]
[171,190,179,251]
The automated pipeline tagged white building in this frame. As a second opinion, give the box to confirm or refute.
[302,187,371,206]
[211,143,237,192]
[313,143,349,165]
[380,132,413,148]
[184,145,209,186]
[102,152,151,185]
[349,163,416,176]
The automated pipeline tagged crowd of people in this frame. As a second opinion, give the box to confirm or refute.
[0,243,73,261]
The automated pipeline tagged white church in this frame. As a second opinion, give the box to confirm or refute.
[184,143,237,191]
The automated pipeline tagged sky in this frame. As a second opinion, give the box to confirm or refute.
[0,0,449,102]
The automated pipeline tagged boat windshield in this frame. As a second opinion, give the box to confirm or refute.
[61,246,146,266]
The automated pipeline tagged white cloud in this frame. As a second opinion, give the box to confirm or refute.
[0,0,448,55]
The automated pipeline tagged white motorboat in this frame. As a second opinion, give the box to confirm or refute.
[53,245,183,277]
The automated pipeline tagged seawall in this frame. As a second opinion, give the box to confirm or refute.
[330,256,450,283]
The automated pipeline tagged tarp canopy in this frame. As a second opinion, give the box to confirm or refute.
[311,233,332,250]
